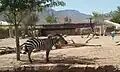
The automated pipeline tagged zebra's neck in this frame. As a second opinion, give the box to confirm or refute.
[50,37,59,46]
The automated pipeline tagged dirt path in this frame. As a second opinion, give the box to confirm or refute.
[0,36,120,69]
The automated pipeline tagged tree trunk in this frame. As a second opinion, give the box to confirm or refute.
[15,25,20,60]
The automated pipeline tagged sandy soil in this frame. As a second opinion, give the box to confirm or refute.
[0,35,120,68]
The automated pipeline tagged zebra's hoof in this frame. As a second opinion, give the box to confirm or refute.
[29,60,32,63]
[46,59,49,63]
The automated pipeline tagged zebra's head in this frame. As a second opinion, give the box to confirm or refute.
[55,34,68,44]
[48,34,68,45]
[48,34,53,38]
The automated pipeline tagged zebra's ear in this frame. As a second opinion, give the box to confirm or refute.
[63,35,67,37]
[60,34,67,37]
[48,34,53,38]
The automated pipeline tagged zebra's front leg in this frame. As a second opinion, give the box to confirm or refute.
[28,50,32,63]
[46,49,50,62]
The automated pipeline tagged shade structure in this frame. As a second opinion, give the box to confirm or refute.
[104,20,120,29]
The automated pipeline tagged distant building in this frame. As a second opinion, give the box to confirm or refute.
[0,21,9,25]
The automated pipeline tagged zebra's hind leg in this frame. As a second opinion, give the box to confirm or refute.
[28,50,32,63]
[46,49,50,62]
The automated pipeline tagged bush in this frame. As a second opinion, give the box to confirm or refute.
[0,28,9,39]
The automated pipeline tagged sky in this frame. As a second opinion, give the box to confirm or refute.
[53,0,120,15]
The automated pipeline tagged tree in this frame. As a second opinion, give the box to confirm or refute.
[21,11,39,38]
[0,0,65,60]
[92,11,104,25]
[28,12,39,38]
[45,11,58,24]
[64,16,72,23]
[85,12,104,43]
[3,11,15,38]
[45,15,57,24]
[111,6,120,23]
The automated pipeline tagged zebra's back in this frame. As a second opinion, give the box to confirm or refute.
[25,38,56,51]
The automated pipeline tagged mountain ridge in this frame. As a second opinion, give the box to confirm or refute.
[37,9,91,24]
[0,9,91,24]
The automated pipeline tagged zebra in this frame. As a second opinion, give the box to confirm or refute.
[20,34,68,63]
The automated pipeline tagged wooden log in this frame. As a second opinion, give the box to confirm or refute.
[58,39,102,48]
[0,46,14,50]
[116,43,120,46]
[59,43,101,48]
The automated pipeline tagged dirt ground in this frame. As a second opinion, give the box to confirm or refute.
[0,35,120,69]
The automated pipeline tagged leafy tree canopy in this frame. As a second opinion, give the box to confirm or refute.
[111,6,120,24]
[45,15,57,24]
[0,0,66,25]
[0,0,66,60]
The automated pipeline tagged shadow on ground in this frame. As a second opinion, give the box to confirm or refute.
[1,63,119,72]
[20,54,105,65]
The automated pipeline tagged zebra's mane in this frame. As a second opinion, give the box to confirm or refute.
[53,34,63,38]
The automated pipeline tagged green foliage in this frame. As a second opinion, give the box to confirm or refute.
[45,15,57,24]
[0,28,9,39]
[92,11,104,24]
[0,0,66,24]
[92,12,102,18]
[0,0,66,60]
[110,6,120,24]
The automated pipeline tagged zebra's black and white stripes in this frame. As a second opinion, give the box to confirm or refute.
[20,34,68,63]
